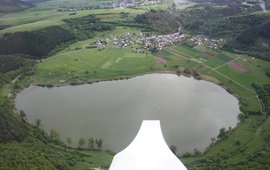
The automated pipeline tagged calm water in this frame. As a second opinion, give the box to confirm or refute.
[15,74,240,153]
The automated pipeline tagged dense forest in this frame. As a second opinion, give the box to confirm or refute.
[0,55,34,73]
[135,10,180,34]
[0,0,31,13]
[63,14,115,40]
[224,21,270,60]
[0,105,28,142]
[0,15,122,59]
[0,26,75,58]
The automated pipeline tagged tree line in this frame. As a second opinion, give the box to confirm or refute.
[252,83,270,115]
[49,128,103,150]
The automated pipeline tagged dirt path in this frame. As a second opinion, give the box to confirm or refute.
[11,75,21,84]
[167,48,256,94]
[213,57,240,70]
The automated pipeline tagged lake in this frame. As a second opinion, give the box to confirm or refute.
[15,74,240,154]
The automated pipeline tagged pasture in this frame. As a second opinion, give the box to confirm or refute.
[0,0,148,35]
[34,47,158,84]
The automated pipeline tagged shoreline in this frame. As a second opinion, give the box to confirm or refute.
[13,71,242,155]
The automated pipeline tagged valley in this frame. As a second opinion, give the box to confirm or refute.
[0,0,270,169]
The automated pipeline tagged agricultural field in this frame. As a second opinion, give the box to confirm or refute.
[34,46,156,84]
[0,0,150,35]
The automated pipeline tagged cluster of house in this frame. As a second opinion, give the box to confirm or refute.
[96,39,110,48]
[94,32,186,51]
[143,33,186,51]
[57,0,163,12]
[95,32,139,48]
[262,42,269,48]
[103,0,163,9]
[57,6,101,12]
[190,36,224,49]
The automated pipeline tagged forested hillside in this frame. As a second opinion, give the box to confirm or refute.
[135,10,180,34]
[224,21,270,60]
[178,3,270,60]
[0,0,31,13]
[0,26,75,58]
[0,106,28,142]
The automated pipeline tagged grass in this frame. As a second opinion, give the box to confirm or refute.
[0,0,160,35]
[0,136,113,170]
[205,57,227,68]
[217,65,256,88]
[34,47,157,84]
[0,84,11,105]
[72,150,113,169]
[171,45,202,58]
[182,115,270,169]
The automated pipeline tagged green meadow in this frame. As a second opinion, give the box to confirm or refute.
[34,46,157,84]
[0,0,148,35]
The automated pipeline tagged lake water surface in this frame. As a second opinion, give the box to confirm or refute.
[15,74,240,153]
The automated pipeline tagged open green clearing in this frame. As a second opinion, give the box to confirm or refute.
[0,0,197,35]
[34,47,157,84]
[0,8,146,34]
[0,0,175,35]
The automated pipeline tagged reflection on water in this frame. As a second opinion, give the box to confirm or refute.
[15,74,239,153]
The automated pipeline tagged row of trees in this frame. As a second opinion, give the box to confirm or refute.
[252,83,270,114]
[49,128,103,150]
[76,137,103,150]
[33,118,104,150]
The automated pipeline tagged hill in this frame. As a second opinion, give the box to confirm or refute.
[0,0,31,13]
[0,26,75,59]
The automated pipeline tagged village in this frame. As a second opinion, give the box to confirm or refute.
[94,31,226,52]
[94,32,186,52]
[57,0,163,12]
[103,0,163,9]
[190,35,225,50]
